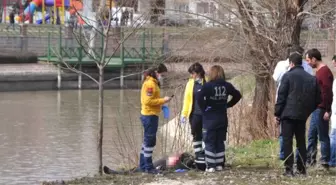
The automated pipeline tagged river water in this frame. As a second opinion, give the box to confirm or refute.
[0,89,182,185]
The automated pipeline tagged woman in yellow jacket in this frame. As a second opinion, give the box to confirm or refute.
[181,62,206,157]
[139,63,172,174]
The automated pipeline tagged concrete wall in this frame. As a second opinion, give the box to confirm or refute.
[0,63,145,91]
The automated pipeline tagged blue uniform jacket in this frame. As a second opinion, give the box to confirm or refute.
[197,79,242,129]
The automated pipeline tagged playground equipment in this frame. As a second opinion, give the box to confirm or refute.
[18,0,83,24]
[2,0,121,25]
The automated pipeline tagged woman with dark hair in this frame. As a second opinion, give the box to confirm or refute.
[181,62,207,158]
[139,63,172,174]
[197,65,241,172]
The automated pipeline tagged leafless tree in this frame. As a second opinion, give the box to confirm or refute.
[156,0,335,138]
[223,0,335,138]
[52,0,145,175]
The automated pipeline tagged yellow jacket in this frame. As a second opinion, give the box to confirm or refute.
[181,78,207,118]
[141,76,166,116]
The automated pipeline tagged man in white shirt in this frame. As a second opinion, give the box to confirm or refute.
[273,57,314,97]
[329,55,336,168]
[272,46,314,161]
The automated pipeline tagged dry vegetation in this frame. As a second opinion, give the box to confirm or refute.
[43,139,336,185]
[40,0,336,184]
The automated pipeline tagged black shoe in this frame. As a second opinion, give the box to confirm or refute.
[144,169,162,174]
[283,170,294,177]
[321,164,330,170]
[103,166,114,174]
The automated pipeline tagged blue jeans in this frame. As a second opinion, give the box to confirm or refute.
[279,125,285,160]
[307,108,330,165]
[139,115,159,171]
[330,128,336,167]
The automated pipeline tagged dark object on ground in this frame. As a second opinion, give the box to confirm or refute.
[103,166,163,175]
[103,152,202,175]
[0,51,38,64]
[103,166,134,175]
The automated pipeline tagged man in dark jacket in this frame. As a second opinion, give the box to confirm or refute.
[275,53,321,176]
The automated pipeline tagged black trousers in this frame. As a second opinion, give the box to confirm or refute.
[189,114,203,154]
[281,119,307,172]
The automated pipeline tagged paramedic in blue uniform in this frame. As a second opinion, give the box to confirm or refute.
[139,64,172,174]
[197,65,241,172]
[181,62,207,157]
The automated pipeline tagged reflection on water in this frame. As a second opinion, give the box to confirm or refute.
[0,88,183,185]
[0,90,139,185]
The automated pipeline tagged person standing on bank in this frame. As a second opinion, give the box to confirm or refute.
[272,46,314,161]
[6,10,15,30]
[275,53,321,176]
[139,63,173,174]
[197,65,241,172]
[181,62,207,158]
[305,48,333,169]
[328,55,336,168]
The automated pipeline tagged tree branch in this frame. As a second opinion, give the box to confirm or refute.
[298,6,336,17]
[51,49,99,84]
[103,71,145,84]
[298,0,327,17]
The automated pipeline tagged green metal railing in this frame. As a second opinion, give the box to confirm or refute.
[44,27,166,66]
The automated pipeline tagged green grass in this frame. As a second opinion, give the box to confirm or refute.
[227,139,280,168]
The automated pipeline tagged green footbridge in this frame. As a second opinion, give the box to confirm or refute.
[38,28,166,68]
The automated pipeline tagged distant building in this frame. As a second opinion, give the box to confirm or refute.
[165,0,218,19]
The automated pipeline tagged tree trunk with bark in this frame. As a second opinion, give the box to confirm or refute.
[97,0,107,176]
[232,0,309,138]
[252,75,271,137]
[98,66,104,175]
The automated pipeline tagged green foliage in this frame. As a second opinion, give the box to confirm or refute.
[226,139,281,168]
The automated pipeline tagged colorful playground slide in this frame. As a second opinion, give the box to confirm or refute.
[18,0,83,23]
[36,14,51,24]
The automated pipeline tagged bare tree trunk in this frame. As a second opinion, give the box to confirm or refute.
[97,0,107,176]
[252,75,271,136]
[290,0,304,47]
[98,66,104,175]
[291,18,303,47]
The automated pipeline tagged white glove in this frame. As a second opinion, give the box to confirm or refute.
[180,116,187,124]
